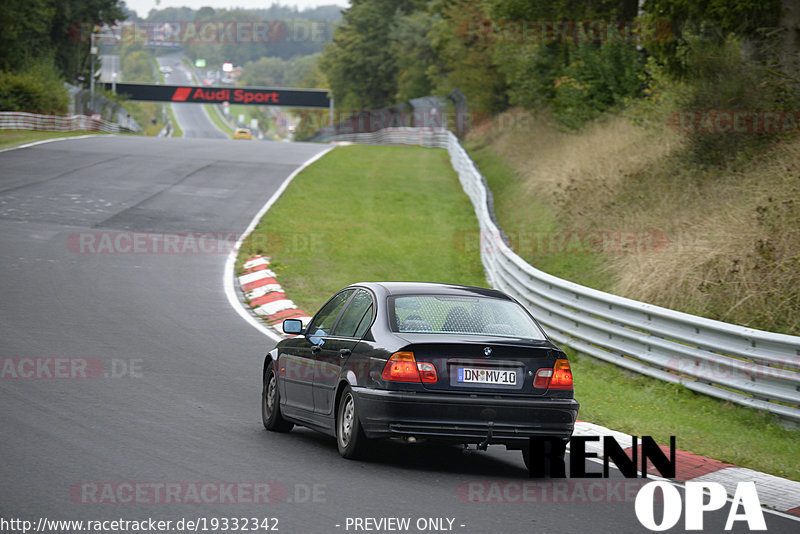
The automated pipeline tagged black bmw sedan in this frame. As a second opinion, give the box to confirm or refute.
[261,282,579,475]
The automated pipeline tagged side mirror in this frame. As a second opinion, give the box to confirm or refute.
[283,319,303,335]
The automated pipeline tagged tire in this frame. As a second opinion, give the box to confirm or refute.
[262,361,293,432]
[523,437,567,478]
[336,386,367,459]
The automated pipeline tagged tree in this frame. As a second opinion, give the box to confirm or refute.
[642,0,783,75]
[0,0,125,96]
[428,0,508,115]
[642,0,782,38]
[487,0,638,20]
[240,57,290,87]
[0,0,55,71]
[486,0,646,125]
[390,10,438,102]
[50,0,126,84]
[320,0,423,110]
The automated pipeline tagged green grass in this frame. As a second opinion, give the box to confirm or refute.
[153,57,165,84]
[0,130,113,150]
[569,351,800,481]
[237,144,487,313]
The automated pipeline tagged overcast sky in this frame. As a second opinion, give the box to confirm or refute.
[124,0,348,18]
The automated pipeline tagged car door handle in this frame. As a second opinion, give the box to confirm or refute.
[339,348,351,358]
[311,345,322,354]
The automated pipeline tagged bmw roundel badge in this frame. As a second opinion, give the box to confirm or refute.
[484,347,492,357]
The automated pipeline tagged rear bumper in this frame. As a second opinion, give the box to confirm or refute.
[352,387,579,447]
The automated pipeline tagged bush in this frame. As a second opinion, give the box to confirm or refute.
[0,62,69,113]
[678,34,786,166]
[551,42,644,129]
[121,49,155,83]
[494,42,559,109]
[494,40,643,129]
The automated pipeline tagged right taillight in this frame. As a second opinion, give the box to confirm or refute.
[550,359,573,389]
[533,359,573,389]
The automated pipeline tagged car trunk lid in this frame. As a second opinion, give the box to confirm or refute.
[398,336,560,396]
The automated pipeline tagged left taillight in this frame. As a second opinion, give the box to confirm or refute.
[381,351,438,383]
[533,359,573,390]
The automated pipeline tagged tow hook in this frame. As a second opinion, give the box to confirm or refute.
[477,422,494,451]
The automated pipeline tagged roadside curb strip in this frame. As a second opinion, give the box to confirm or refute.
[239,255,311,337]
[222,145,333,343]
[573,421,800,516]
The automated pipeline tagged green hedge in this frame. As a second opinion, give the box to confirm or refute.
[0,63,69,113]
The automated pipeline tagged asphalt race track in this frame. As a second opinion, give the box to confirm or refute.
[1,136,797,533]
[158,54,228,140]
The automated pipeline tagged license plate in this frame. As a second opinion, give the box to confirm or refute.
[457,367,517,385]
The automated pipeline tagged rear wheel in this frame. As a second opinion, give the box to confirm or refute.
[262,361,293,432]
[336,386,367,459]
[523,437,567,478]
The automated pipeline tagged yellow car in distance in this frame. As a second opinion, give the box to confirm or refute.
[233,128,253,140]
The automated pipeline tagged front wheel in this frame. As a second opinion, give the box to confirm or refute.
[336,386,367,459]
[262,361,293,432]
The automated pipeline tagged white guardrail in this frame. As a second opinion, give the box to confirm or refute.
[0,111,133,134]
[330,127,800,422]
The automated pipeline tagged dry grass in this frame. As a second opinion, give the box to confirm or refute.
[468,108,800,334]
[478,108,681,196]
[610,140,800,333]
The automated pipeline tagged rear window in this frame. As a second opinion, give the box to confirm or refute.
[389,294,547,341]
